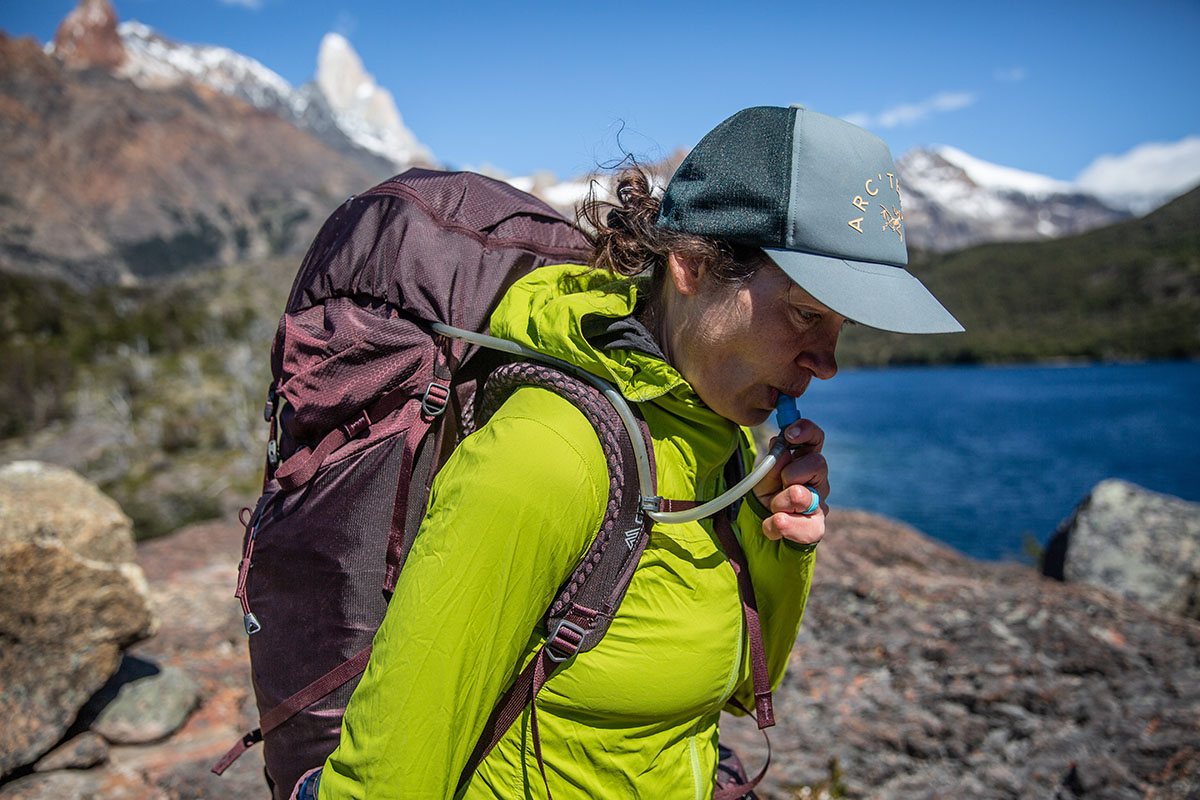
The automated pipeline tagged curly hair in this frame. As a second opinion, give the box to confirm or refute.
[576,164,766,294]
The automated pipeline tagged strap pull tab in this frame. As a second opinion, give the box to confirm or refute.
[263,386,277,422]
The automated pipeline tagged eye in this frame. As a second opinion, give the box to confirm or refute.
[787,305,823,328]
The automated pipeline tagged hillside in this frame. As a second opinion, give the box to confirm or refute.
[0,257,293,537]
[837,185,1200,365]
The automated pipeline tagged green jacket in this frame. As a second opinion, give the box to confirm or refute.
[320,265,816,799]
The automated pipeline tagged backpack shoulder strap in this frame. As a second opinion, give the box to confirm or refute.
[457,361,657,792]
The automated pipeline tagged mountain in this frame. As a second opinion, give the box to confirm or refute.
[6,0,1194,288]
[49,0,433,176]
[0,0,448,287]
[0,27,386,287]
[314,33,433,170]
[895,146,1131,252]
[0,0,449,287]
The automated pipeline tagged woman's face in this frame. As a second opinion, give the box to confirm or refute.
[667,255,846,427]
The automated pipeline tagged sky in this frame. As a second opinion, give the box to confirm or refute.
[4,0,1200,184]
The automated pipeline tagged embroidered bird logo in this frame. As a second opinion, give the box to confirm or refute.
[880,205,903,242]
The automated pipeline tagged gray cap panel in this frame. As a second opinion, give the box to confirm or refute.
[787,110,908,267]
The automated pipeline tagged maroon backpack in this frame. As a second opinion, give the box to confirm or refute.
[211,169,773,800]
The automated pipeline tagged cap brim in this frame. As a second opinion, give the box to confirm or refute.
[763,248,965,334]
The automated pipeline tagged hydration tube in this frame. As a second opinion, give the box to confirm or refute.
[431,322,794,525]
[650,398,793,525]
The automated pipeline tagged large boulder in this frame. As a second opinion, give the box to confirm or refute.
[0,461,157,776]
[1043,479,1200,619]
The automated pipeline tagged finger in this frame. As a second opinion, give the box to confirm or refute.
[753,436,796,500]
[782,419,825,453]
[780,452,830,503]
[761,508,826,545]
[769,483,822,516]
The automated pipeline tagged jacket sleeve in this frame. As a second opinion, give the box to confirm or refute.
[319,387,608,800]
[724,435,817,714]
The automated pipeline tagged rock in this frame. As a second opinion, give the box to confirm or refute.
[0,460,134,563]
[32,732,108,772]
[50,0,126,72]
[720,509,1200,800]
[88,657,201,745]
[0,770,100,800]
[0,462,156,776]
[1044,479,1200,619]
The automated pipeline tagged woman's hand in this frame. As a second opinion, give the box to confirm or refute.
[753,418,829,546]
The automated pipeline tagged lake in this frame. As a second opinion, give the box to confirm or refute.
[795,360,1200,562]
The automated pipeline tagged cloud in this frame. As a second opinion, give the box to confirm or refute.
[217,0,264,8]
[994,67,1028,83]
[1076,135,1200,213]
[848,91,977,130]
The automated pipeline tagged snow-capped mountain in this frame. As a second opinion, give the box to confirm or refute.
[116,21,306,120]
[31,0,1196,266]
[50,2,435,174]
[315,33,433,170]
[896,147,1130,252]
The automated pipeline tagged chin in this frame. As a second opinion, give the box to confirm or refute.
[737,407,773,428]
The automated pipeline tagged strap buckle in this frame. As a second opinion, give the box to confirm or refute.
[421,381,451,417]
[545,619,586,663]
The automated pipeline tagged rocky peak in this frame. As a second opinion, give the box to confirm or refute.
[51,0,126,71]
[315,32,433,169]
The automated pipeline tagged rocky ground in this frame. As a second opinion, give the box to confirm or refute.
[3,505,1199,799]
[723,512,1200,800]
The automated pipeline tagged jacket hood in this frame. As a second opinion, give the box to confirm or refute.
[490,264,742,451]
[491,265,685,403]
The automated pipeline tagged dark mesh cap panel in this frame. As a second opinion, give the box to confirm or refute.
[656,106,793,247]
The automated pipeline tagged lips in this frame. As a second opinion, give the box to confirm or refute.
[772,381,809,403]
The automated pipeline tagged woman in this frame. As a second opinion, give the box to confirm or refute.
[317,105,961,799]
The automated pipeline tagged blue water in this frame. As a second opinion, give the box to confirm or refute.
[796,361,1200,562]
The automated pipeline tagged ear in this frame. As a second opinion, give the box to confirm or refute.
[666,252,707,296]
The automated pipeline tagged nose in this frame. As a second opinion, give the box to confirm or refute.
[796,321,841,381]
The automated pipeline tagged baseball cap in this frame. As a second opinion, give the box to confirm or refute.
[656,105,964,334]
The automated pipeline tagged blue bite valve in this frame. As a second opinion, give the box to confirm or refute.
[775,395,800,431]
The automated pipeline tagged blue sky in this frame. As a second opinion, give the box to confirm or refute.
[5,0,1199,182]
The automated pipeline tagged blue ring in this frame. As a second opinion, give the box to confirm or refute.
[801,488,821,516]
